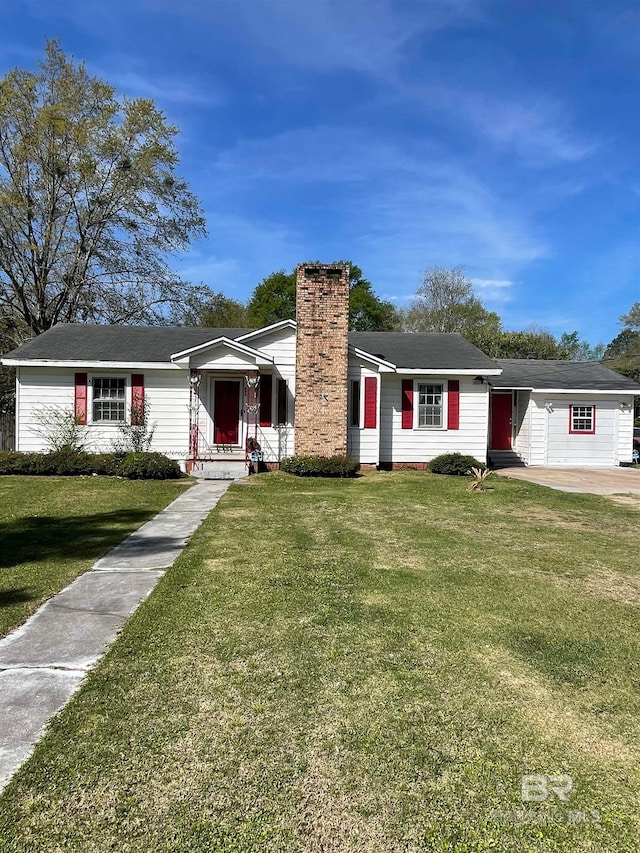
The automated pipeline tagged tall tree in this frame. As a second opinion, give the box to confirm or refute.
[558,331,605,362]
[198,292,248,328]
[246,269,296,327]
[482,329,570,360]
[0,41,207,348]
[246,261,398,331]
[402,266,502,347]
[619,303,640,330]
[604,329,640,361]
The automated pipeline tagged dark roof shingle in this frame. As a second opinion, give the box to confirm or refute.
[349,331,497,370]
[3,324,498,371]
[493,359,640,392]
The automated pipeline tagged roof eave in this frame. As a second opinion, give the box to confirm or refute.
[1,358,179,370]
[398,367,503,376]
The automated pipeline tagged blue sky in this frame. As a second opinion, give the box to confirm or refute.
[1,0,639,345]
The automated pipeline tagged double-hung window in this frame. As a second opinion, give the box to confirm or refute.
[93,377,126,422]
[570,405,595,434]
[417,383,443,428]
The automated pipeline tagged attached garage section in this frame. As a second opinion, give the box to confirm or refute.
[492,359,639,468]
[542,397,617,466]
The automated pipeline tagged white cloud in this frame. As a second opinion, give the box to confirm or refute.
[410,84,598,166]
[105,68,224,108]
[198,124,548,303]
[472,278,513,303]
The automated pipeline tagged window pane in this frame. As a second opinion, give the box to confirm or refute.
[350,380,360,427]
[571,405,594,432]
[417,383,443,427]
[277,379,287,425]
[93,378,125,422]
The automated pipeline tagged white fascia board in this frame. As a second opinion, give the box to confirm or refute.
[398,367,503,376]
[348,346,396,372]
[529,388,639,395]
[1,358,179,370]
[491,384,534,391]
[236,319,296,341]
[170,336,273,364]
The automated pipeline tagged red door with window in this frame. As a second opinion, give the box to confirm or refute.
[490,392,513,450]
[214,381,240,444]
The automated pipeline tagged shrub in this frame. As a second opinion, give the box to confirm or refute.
[0,450,180,478]
[280,455,359,478]
[31,405,89,452]
[429,452,486,476]
[117,452,182,480]
[112,396,157,453]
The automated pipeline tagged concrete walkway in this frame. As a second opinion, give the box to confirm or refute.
[0,479,232,792]
[496,466,640,495]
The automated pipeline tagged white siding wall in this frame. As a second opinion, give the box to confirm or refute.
[17,366,190,458]
[347,359,380,464]
[513,390,532,463]
[527,393,635,466]
[253,327,296,461]
[380,375,489,464]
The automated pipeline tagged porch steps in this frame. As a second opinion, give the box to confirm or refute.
[489,450,526,469]
[191,460,247,480]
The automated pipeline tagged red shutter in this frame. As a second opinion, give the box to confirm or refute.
[401,379,413,429]
[74,373,87,424]
[131,374,145,425]
[447,380,460,430]
[259,374,272,427]
[364,377,377,429]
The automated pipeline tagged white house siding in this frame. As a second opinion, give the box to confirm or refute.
[191,327,297,463]
[526,393,635,466]
[17,367,75,452]
[513,390,532,464]
[347,359,380,465]
[16,366,190,458]
[379,375,489,465]
[251,327,296,461]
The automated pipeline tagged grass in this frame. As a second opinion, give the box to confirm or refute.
[0,475,189,638]
[1,470,640,851]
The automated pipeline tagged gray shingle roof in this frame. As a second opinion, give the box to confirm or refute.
[349,331,497,370]
[3,324,499,371]
[493,359,640,392]
[2,324,253,363]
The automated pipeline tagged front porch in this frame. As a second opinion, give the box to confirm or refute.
[168,331,294,473]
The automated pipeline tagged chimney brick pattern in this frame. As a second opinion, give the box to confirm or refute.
[295,263,350,456]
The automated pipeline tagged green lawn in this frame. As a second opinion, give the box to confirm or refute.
[0,475,189,638]
[1,471,639,852]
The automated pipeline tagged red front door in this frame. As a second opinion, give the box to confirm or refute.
[490,393,513,450]
[214,381,240,444]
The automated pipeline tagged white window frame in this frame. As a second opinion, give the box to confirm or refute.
[570,404,596,434]
[415,381,446,430]
[90,375,129,425]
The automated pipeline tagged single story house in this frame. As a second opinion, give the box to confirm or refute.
[2,264,638,472]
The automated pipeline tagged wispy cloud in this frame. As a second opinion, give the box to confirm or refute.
[104,67,224,108]
[472,278,513,304]
[138,0,486,77]
[413,84,599,166]
[199,124,547,302]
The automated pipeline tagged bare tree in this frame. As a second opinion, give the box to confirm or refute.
[0,41,208,347]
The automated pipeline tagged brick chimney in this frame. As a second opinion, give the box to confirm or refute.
[295,263,350,456]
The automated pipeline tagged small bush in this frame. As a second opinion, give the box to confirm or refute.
[429,452,486,476]
[280,455,359,478]
[0,450,180,479]
[117,452,182,480]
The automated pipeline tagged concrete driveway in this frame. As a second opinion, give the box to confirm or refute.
[495,466,640,495]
